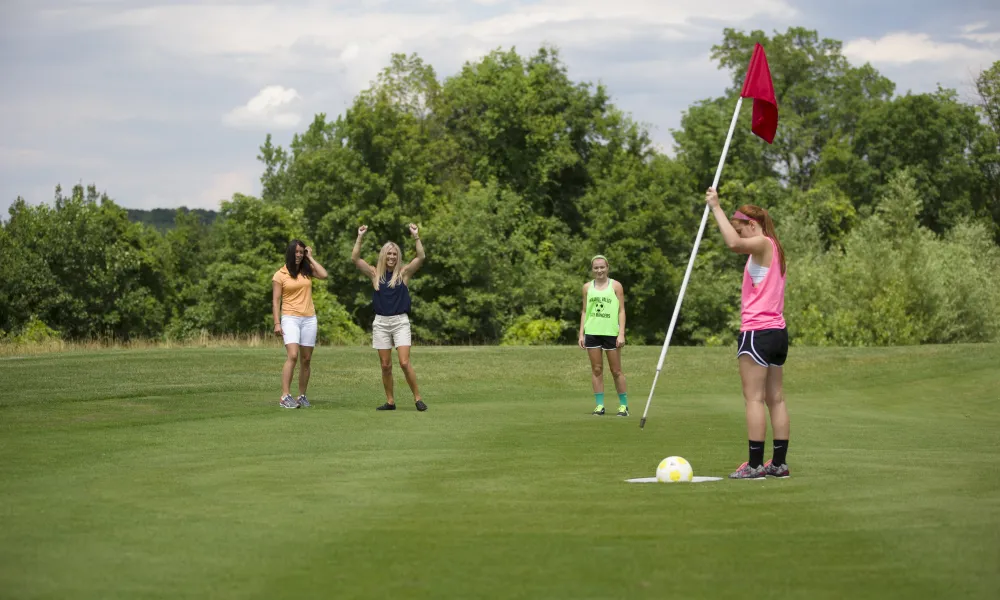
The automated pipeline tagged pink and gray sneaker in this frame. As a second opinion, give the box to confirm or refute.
[279,394,299,409]
[728,461,766,479]
[763,459,790,478]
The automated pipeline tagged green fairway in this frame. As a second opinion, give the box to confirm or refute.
[1,345,998,599]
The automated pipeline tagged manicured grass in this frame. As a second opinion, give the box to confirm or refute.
[1,344,998,599]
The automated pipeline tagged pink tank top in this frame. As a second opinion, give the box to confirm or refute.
[741,237,786,331]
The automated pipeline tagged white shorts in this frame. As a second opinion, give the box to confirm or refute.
[281,315,318,347]
[372,314,411,350]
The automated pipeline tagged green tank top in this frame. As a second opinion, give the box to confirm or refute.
[584,279,620,336]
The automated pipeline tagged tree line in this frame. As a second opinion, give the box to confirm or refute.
[126,208,217,232]
[3,27,999,346]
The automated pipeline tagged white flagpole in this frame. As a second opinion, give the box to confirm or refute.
[639,96,744,429]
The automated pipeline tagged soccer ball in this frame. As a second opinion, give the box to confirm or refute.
[656,456,694,483]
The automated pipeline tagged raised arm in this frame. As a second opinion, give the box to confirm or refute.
[304,246,328,279]
[706,188,769,256]
[578,282,589,349]
[402,223,425,284]
[351,225,375,278]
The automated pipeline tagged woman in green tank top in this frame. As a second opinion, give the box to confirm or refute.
[577,255,628,416]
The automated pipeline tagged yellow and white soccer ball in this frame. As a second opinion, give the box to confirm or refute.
[656,456,694,482]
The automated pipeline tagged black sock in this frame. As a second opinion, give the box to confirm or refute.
[772,439,789,466]
[748,440,765,468]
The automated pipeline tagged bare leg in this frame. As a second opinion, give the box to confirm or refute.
[396,345,422,402]
[605,349,627,395]
[378,349,394,404]
[764,366,789,439]
[587,348,604,394]
[739,355,768,441]
[281,343,299,397]
[298,345,313,396]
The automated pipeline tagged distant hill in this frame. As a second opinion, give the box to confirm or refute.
[126,208,218,231]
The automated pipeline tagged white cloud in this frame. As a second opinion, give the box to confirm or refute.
[200,170,258,208]
[840,26,1000,98]
[340,43,360,62]
[962,21,989,34]
[34,1,798,120]
[843,31,996,65]
[223,86,302,130]
[961,31,1000,45]
[5,0,799,212]
[50,1,794,66]
[465,0,793,39]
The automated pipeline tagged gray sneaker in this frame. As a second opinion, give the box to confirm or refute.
[297,395,310,408]
[279,395,299,409]
[728,462,766,479]
[764,460,790,478]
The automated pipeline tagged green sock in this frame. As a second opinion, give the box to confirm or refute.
[618,392,628,406]
[594,392,604,406]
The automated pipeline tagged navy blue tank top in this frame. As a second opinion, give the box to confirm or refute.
[372,272,411,316]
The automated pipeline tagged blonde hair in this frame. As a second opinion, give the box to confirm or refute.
[591,254,610,270]
[373,242,405,290]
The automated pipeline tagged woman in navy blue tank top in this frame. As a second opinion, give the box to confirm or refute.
[352,223,427,412]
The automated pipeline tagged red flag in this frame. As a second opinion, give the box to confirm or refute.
[740,43,778,144]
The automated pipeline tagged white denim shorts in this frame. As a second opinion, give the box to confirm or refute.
[372,314,411,350]
[281,315,318,347]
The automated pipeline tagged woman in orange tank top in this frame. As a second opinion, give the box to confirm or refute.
[272,239,328,409]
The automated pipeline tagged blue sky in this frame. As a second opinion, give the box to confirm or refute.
[1,0,997,212]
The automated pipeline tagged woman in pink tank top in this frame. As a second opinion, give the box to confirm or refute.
[706,187,791,480]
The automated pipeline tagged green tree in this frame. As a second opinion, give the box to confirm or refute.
[848,89,997,234]
[707,27,895,189]
[787,171,1000,345]
[0,185,169,340]
[171,194,305,336]
[440,46,615,230]
[974,60,1000,238]
[412,181,577,342]
[162,208,215,339]
[975,60,1000,136]
[257,134,290,204]
[259,46,683,343]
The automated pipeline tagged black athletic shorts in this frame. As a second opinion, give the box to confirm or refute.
[736,328,788,367]
[584,334,618,351]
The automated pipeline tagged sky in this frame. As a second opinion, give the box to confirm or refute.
[1,0,998,213]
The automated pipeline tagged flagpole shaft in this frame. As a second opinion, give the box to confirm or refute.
[711,97,744,189]
[640,96,743,429]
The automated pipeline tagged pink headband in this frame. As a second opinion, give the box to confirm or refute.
[732,210,756,222]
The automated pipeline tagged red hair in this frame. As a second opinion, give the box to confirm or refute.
[732,205,785,275]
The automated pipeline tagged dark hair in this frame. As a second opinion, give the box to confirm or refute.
[732,205,786,275]
[285,239,313,278]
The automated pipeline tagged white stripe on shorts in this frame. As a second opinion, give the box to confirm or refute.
[737,331,768,367]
